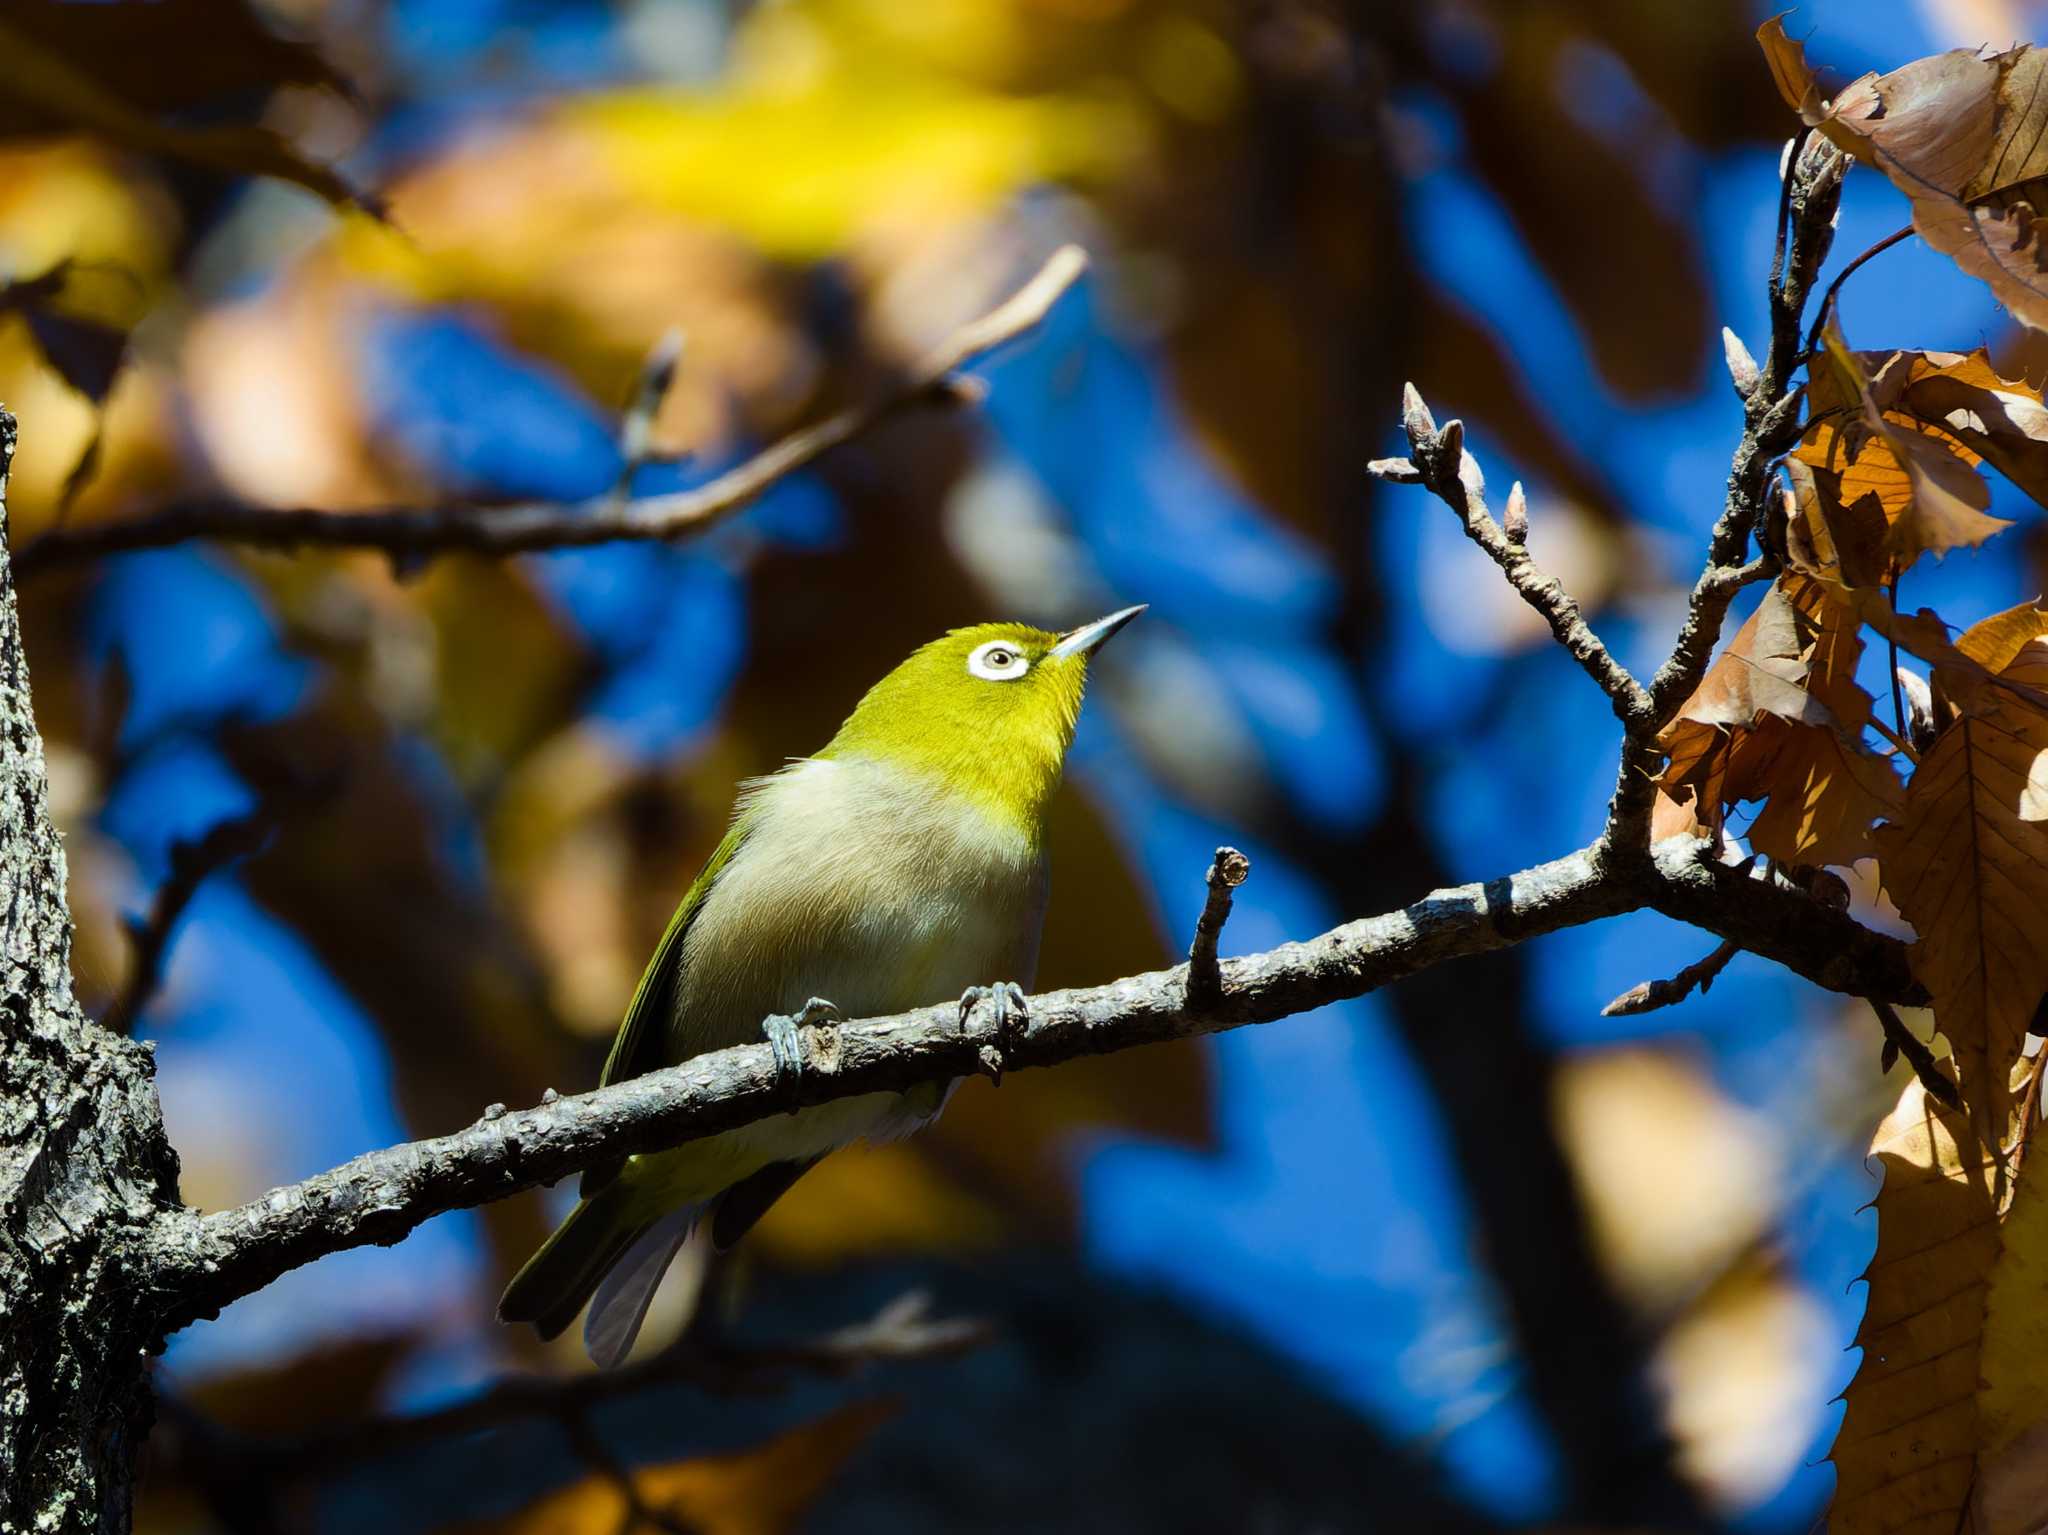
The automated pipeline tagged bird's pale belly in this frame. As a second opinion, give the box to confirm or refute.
[616,755,1045,1212]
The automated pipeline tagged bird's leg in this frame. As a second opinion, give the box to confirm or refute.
[761,997,843,1099]
[957,982,1029,1082]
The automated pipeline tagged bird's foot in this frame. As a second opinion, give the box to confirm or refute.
[957,982,1029,1083]
[762,997,843,1099]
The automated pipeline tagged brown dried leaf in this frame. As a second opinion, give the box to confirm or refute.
[1830,1074,2022,1535]
[1760,21,2048,331]
[1797,330,2010,569]
[1978,1101,2048,1535]
[1675,583,1838,729]
[1875,602,2048,1145]
[1657,578,1902,866]
[1893,349,2048,509]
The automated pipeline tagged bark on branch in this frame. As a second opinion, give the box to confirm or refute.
[146,834,1917,1330]
[12,247,1088,579]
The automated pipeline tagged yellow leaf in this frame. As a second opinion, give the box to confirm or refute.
[750,1141,1006,1262]
[565,78,1134,260]
[1830,1075,2017,1535]
[1876,603,2048,1144]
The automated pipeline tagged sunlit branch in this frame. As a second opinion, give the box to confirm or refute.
[1185,845,1249,1011]
[143,835,1920,1330]
[1369,386,1652,724]
[13,247,1089,580]
[1602,136,1847,853]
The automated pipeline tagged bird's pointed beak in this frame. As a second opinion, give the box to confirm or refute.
[1050,604,1147,660]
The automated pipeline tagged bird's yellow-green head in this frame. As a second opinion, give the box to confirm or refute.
[821,606,1144,842]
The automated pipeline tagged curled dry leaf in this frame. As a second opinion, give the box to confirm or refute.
[1657,578,1902,868]
[1760,18,2048,331]
[1795,330,2012,573]
[1830,1073,2029,1535]
[1875,602,2048,1148]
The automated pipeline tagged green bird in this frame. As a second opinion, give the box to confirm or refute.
[499,605,1144,1364]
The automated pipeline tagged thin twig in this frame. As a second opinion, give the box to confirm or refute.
[1869,998,1962,1111]
[1186,846,1250,1010]
[102,803,279,1036]
[561,1405,699,1535]
[1375,384,1652,723]
[251,1290,988,1481]
[1600,938,1741,1018]
[1806,225,1914,358]
[13,248,1089,579]
[1887,573,1906,742]
[611,326,688,502]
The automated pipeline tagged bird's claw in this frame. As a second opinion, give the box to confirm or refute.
[762,997,843,1099]
[958,982,1029,1082]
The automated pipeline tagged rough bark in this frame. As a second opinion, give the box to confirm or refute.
[0,408,183,1533]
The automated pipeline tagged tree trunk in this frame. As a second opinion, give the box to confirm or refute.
[0,408,181,1533]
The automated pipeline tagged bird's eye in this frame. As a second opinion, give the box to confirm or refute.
[967,641,1030,682]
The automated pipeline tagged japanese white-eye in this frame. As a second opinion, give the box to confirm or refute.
[499,606,1144,1365]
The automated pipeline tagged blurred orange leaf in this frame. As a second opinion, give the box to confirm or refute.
[465,1399,895,1535]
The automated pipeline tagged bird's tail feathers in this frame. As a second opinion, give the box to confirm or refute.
[584,1204,708,1369]
[499,1185,651,1343]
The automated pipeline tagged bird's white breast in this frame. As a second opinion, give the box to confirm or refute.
[673,755,1047,1054]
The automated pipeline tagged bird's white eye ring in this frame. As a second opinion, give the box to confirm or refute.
[967,640,1030,682]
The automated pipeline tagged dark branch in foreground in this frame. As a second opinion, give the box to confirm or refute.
[103,803,279,1036]
[144,834,1919,1331]
[282,1290,984,1478]
[1601,938,1740,1018]
[13,247,1088,579]
[1870,998,1961,1110]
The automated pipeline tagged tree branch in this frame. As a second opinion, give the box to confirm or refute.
[1185,845,1249,1011]
[103,801,279,1036]
[1600,938,1740,1018]
[144,835,1918,1331]
[12,247,1089,580]
[1370,388,1651,724]
[1602,135,1845,852]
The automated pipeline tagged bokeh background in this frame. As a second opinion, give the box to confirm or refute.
[10,0,2048,1529]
